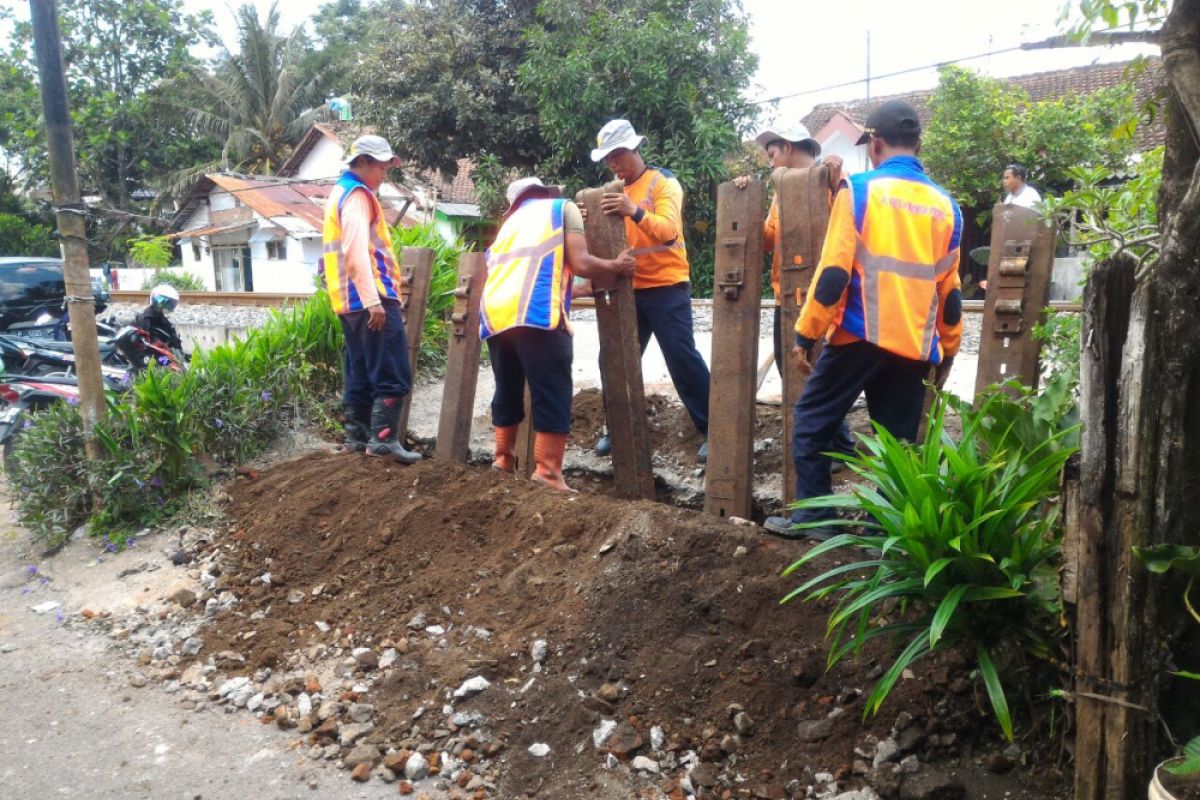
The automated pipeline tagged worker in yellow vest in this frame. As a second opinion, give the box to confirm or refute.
[589,119,711,463]
[481,177,635,491]
[322,134,421,463]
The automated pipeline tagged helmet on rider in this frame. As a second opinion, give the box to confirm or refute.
[150,284,179,314]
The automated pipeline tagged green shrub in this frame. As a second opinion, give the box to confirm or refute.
[781,390,1079,740]
[391,222,467,375]
[7,290,344,547]
[140,269,207,292]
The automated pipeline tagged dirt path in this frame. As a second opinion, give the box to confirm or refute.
[0,498,398,800]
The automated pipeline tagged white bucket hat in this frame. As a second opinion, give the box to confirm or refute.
[342,134,401,169]
[754,124,821,157]
[590,119,646,162]
[505,176,548,206]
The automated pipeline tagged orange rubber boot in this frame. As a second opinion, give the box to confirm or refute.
[492,424,519,473]
[530,432,576,492]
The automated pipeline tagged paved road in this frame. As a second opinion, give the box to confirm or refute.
[0,505,398,800]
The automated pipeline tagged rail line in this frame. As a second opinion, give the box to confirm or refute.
[111,290,1082,314]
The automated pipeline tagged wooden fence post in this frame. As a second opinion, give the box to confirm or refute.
[435,253,487,463]
[396,246,433,443]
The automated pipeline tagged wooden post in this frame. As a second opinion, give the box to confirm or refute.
[704,179,765,519]
[1072,256,1137,800]
[29,0,106,461]
[435,252,486,463]
[396,246,433,443]
[577,183,655,500]
[974,204,1056,396]
[772,165,831,506]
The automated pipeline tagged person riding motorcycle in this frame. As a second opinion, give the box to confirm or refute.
[134,284,183,352]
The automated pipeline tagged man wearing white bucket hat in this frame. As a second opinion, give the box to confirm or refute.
[735,125,855,462]
[589,118,712,463]
[322,134,421,463]
[479,177,635,491]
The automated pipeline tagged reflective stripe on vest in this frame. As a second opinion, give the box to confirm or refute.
[322,172,403,315]
[479,199,569,339]
[838,160,960,363]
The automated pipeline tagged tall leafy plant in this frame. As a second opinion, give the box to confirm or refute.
[781,392,1078,740]
[390,223,467,374]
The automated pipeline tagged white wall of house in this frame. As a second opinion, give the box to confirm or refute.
[821,129,870,176]
[294,136,344,181]
[246,236,319,293]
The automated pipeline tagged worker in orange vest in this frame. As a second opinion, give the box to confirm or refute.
[588,119,711,463]
[764,100,963,540]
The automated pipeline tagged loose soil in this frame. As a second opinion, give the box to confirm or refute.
[196,452,1063,799]
[570,387,880,485]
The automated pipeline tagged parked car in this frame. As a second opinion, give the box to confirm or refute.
[0,257,110,332]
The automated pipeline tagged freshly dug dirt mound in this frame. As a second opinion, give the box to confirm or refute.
[198,453,1059,799]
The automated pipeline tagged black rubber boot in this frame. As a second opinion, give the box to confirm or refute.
[342,404,371,453]
[367,397,422,464]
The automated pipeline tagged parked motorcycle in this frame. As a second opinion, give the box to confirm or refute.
[0,375,83,471]
[0,334,126,376]
[112,326,186,374]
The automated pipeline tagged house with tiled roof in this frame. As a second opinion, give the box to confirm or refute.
[168,123,484,293]
[279,123,482,242]
[800,58,1165,175]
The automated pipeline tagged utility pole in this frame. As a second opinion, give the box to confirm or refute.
[29,0,106,460]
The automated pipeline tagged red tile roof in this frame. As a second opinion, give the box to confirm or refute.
[801,57,1165,151]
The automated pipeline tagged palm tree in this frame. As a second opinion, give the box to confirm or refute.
[166,2,327,183]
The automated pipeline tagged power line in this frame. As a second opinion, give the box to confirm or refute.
[742,19,1165,110]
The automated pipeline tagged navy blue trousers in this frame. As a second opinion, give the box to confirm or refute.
[339,298,412,407]
[775,306,855,454]
[635,282,710,434]
[487,326,573,434]
[790,340,929,523]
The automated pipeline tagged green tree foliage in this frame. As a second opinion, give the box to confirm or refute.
[519,0,758,294]
[0,177,56,256]
[353,0,547,176]
[167,2,328,182]
[0,1,217,211]
[922,65,1136,221]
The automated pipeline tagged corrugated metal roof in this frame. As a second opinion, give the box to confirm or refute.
[437,202,481,218]
[207,174,328,231]
[170,221,255,239]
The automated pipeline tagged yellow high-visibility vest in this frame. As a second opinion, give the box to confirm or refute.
[322,172,403,314]
[480,199,570,338]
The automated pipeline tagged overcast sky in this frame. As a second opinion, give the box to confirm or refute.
[11,0,1161,129]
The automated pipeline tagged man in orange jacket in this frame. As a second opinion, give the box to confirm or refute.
[589,119,711,463]
[764,100,963,539]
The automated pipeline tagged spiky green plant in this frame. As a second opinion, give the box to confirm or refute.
[781,391,1078,740]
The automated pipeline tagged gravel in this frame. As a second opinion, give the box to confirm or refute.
[104,302,275,331]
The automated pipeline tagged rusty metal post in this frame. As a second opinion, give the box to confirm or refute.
[30,0,106,461]
[772,165,832,506]
[704,180,765,519]
[975,204,1056,396]
[577,183,655,500]
[396,247,433,442]
[435,252,486,463]
[514,388,535,477]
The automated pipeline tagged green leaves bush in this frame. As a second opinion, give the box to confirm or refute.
[391,223,466,375]
[7,289,344,548]
[781,389,1079,740]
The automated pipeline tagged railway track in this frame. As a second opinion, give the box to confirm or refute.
[111,290,1082,313]
[110,290,312,307]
